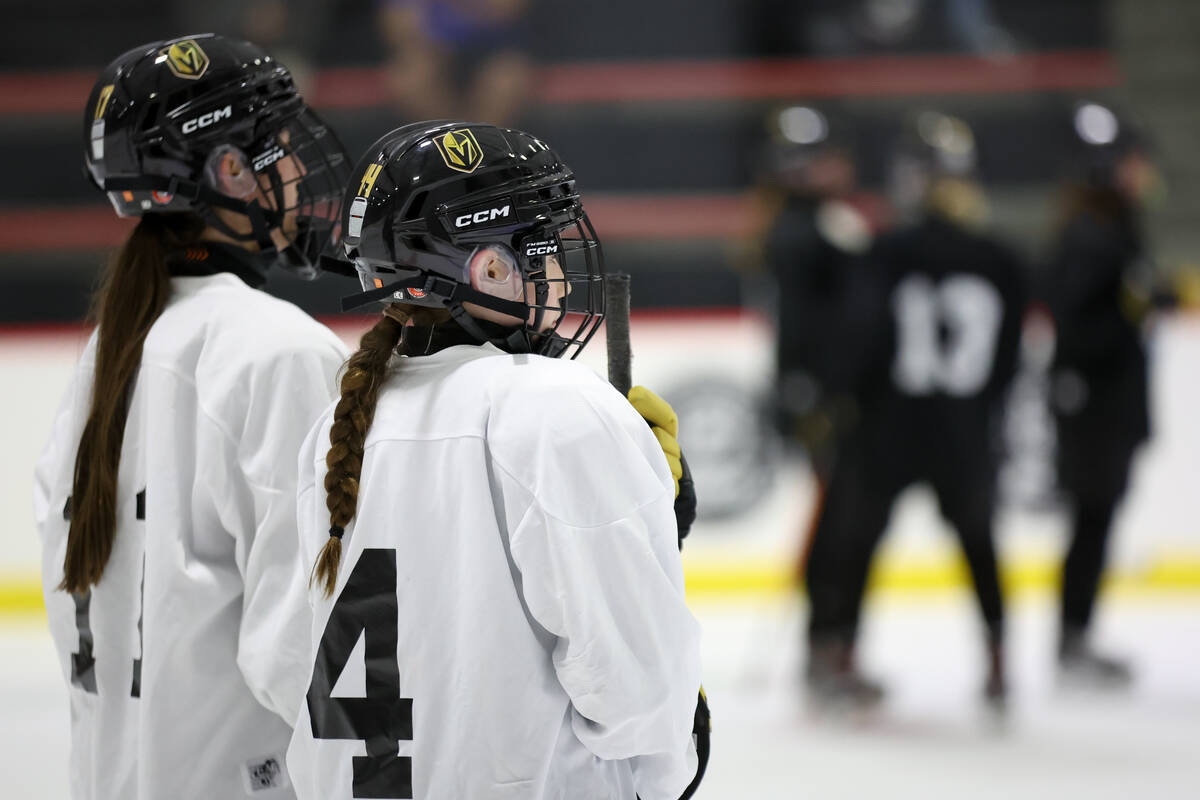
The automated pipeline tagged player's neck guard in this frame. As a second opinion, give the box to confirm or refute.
[165,240,275,289]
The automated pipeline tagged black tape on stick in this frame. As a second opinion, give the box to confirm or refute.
[605,273,633,397]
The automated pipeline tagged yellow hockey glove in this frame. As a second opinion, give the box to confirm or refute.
[627,385,696,544]
[627,385,682,495]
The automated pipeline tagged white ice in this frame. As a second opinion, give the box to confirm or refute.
[3,589,1197,799]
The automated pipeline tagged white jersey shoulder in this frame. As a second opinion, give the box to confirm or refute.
[152,275,348,483]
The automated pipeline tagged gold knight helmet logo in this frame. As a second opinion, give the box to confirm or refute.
[162,39,210,80]
[433,129,484,174]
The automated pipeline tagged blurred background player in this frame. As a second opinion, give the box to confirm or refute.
[1043,101,1168,687]
[803,111,1028,711]
[756,106,884,586]
[34,34,350,799]
[761,105,877,481]
[286,121,703,800]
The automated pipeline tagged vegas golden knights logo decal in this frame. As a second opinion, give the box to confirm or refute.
[162,39,210,80]
[433,129,484,174]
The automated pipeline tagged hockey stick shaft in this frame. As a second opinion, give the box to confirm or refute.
[605,273,633,397]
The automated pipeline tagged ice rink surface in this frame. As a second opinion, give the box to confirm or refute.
[2,589,1196,800]
[695,592,1200,800]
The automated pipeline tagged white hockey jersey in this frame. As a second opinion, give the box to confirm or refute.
[34,273,349,800]
[287,343,702,800]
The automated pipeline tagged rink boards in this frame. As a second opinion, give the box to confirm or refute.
[2,309,1199,612]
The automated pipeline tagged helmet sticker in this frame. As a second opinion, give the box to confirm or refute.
[433,129,484,174]
[453,203,511,229]
[89,85,114,160]
[90,85,114,160]
[161,39,210,81]
[524,239,559,257]
[347,163,384,239]
[181,105,232,135]
[93,85,114,122]
[357,163,383,198]
[252,145,286,172]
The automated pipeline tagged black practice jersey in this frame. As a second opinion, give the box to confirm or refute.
[874,215,1029,412]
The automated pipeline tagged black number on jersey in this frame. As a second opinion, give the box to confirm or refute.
[68,588,97,693]
[891,274,1004,397]
[64,489,146,697]
[307,548,414,799]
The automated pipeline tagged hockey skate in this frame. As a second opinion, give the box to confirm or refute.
[983,633,1009,717]
[1058,632,1133,689]
[805,639,885,714]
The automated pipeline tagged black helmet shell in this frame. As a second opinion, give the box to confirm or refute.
[84,33,350,275]
[336,120,605,358]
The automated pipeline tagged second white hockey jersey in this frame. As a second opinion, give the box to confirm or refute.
[287,343,702,800]
[34,273,349,800]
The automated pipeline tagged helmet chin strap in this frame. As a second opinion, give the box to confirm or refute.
[448,302,531,353]
[200,196,324,278]
[336,269,556,354]
[201,199,278,254]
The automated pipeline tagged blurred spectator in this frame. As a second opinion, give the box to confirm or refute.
[802,112,1028,711]
[1043,102,1166,687]
[173,0,332,90]
[943,0,1017,54]
[379,0,533,125]
[757,0,1016,56]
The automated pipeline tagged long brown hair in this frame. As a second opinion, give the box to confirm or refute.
[312,303,449,596]
[60,213,204,593]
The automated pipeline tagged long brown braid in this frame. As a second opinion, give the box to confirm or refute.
[313,303,453,596]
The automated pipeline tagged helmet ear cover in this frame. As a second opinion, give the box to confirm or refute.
[467,244,523,304]
[203,144,258,199]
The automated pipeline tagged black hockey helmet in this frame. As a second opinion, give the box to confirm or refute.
[330,120,606,358]
[84,33,350,277]
[887,110,982,219]
[1064,100,1149,189]
[891,110,978,180]
[760,105,856,189]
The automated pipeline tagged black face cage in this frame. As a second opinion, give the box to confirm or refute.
[244,106,350,278]
[437,172,607,359]
[515,213,606,360]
